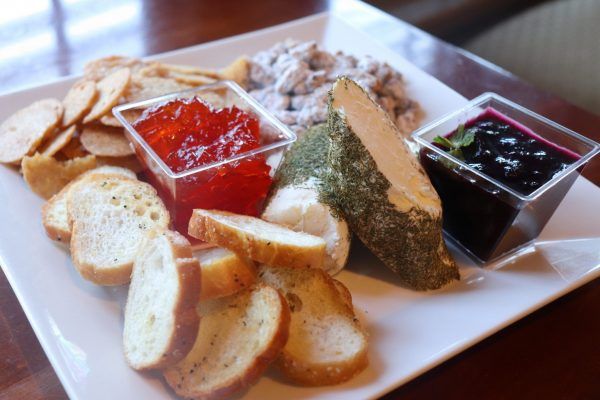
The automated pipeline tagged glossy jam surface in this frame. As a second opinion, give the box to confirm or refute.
[134,97,272,234]
[454,109,578,195]
[421,108,581,261]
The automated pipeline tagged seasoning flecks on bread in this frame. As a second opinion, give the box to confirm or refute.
[258,266,368,386]
[67,174,169,285]
[188,209,326,269]
[123,229,201,370]
[163,284,290,400]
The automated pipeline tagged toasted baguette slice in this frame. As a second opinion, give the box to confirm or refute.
[41,166,136,242]
[258,266,368,386]
[163,284,290,400]
[193,247,256,301]
[68,175,169,285]
[332,278,353,311]
[188,209,326,269]
[124,229,201,370]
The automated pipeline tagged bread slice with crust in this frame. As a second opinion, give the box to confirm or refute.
[193,247,256,301]
[188,209,326,269]
[41,166,136,242]
[163,284,290,400]
[123,229,201,370]
[67,175,169,285]
[332,278,353,311]
[258,266,368,386]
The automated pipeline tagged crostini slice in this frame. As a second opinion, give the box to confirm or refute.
[41,166,136,243]
[67,174,169,285]
[258,266,368,386]
[124,229,201,370]
[163,284,290,400]
[193,246,256,301]
[188,209,326,269]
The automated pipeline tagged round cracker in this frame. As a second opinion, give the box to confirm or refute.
[99,114,122,127]
[120,109,143,125]
[60,135,88,159]
[22,153,97,199]
[83,68,131,124]
[137,63,216,86]
[96,155,143,173]
[162,63,220,79]
[219,56,250,86]
[84,56,142,81]
[125,75,191,103]
[80,125,134,157]
[0,99,63,164]
[62,80,97,127]
[168,71,215,86]
[39,125,77,156]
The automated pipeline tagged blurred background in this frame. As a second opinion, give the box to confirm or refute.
[0,0,598,115]
[368,0,599,116]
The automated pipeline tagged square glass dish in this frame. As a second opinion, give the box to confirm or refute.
[412,92,599,263]
[113,80,296,236]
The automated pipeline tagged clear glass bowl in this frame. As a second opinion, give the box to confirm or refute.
[113,80,296,236]
[411,92,599,263]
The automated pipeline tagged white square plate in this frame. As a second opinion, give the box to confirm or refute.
[1,10,599,400]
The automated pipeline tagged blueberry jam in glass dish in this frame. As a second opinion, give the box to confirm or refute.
[436,108,579,196]
[412,93,599,263]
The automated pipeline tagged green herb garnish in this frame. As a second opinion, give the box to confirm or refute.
[433,124,475,160]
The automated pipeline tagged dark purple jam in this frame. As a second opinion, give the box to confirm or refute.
[420,108,581,262]
[450,109,578,195]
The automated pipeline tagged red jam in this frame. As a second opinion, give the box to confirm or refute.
[134,97,272,235]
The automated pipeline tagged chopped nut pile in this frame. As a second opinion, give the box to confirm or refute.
[248,39,423,135]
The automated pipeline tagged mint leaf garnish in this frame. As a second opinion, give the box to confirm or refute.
[433,135,454,149]
[448,148,464,159]
[433,124,475,160]
[451,124,475,148]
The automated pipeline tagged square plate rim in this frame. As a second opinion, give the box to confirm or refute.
[1,9,598,400]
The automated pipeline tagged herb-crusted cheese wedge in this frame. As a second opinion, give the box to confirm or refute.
[262,124,351,275]
[326,77,459,290]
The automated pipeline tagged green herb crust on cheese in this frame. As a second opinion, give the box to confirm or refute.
[273,123,331,190]
[324,77,458,290]
[264,124,351,275]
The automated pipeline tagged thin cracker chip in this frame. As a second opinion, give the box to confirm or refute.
[125,75,191,103]
[96,155,143,173]
[138,63,216,86]
[167,71,215,86]
[99,114,122,127]
[0,99,63,164]
[62,80,97,127]
[136,63,170,78]
[60,135,88,159]
[120,109,143,124]
[80,125,134,157]
[84,56,142,81]
[161,63,220,79]
[22,154,97,199]
[39,125,77,156]
[83,68,131,124]
[219,56,250,87]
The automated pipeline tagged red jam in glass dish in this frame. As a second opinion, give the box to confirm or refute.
[133,97,273,235]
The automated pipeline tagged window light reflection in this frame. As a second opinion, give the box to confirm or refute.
[0,0,48,25]
[66,2,141,39]
[0,32,55,62]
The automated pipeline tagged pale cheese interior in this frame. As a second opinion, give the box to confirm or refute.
[331,80,441,216]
